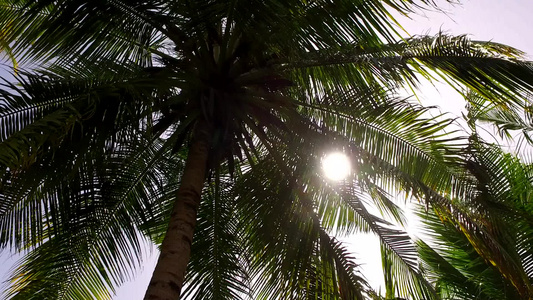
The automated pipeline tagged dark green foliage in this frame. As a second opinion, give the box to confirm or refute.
[417,142,533,299]
[0,0,532,299]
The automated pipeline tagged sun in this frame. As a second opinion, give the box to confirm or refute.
[322,152,351,181]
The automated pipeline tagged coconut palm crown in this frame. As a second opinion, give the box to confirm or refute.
[1,0,533,299]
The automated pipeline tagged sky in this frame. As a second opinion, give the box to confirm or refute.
[1,0,533,299]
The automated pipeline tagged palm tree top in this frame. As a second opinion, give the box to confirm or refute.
[0,0,532,299]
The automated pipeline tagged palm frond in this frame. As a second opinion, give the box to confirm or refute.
[336,180,437,300]
[237,158,371,300]
[1,139,180,299]
[465,91,533,149]
[417,206,522,300]
[0,0,163,66]
[181,172,251,299]
[414,139,533,300]
[284,33,533,104]
[0,120,183,299]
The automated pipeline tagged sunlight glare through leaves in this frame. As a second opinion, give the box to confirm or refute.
[322,152,351,181]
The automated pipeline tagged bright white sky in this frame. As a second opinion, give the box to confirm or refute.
[1,0,532,299]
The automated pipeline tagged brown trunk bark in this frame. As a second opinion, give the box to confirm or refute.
[144,120,211,300]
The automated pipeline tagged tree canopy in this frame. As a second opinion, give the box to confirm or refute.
[0,0,532,299]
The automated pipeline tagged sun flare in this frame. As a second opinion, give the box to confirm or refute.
[322,152,351,181]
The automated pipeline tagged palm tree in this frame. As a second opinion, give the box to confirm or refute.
[416,139,533,299]
[377,90,533,300]
[413,98,533,300]
[2,1,533,299]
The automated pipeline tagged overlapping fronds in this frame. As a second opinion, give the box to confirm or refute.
[286,33,533,105]
[0,0,162,66]
[417,140,533,300]
[1,134,183,299]
[236,159,370,300]
[232,96,463,298]
[0,63,164,249]
[0,60,168,171]
[1,0,533,299]
[465,90,533,150]
[181,173,251,299]
[227,85,474,299]
[307,174,438,300]
[292,86,472,204]
[417,208,523,300]
[0,0,457,69]
[0,60,188,299]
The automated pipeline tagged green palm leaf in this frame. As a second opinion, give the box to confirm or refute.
[1,1,533,299]
[181,172,251,299]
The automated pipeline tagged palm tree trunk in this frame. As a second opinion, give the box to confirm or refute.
[144,120,211,300]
